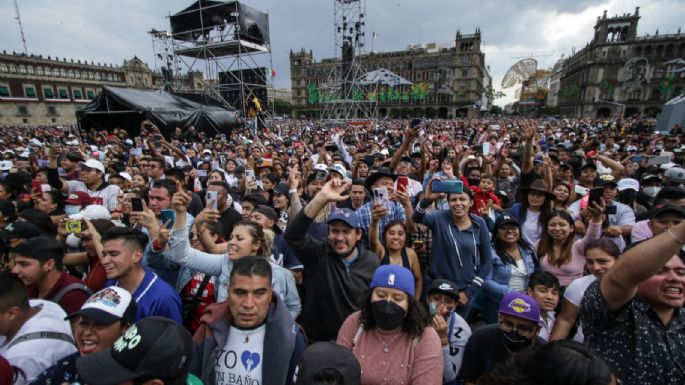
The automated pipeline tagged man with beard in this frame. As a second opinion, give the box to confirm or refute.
[459,292,545,385]
[285,178,379,342]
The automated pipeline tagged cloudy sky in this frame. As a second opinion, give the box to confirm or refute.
[1,0,682,105]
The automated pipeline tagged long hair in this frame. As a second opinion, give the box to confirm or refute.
[492,227,536,266]
[358,289,429,339]
[537,210,575,267]
[477,341,614,385]
[233,221,273,258]
[520,190,552,228]
[382,220,407,249]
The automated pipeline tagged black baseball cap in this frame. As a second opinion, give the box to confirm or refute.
[76,317,192,385]
[273,182,290,196]
[252,205,278,221]
[0,222,47,241]
[493,214,520,230]
[295,342,361,385]
[12,236,64,263]
[649,204,685,219]
[427,279,461,302]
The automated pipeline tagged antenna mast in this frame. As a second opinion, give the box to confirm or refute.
[13,0,28,53]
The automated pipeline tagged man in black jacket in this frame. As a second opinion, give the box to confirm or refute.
[285,179,379,342]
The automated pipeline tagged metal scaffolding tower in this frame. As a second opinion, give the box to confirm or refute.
[320,0,376,120]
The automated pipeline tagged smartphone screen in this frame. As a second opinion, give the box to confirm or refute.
[397,176,408,192]
[131,198,143,212]
[589,187,604,207]
[482,142,491,156]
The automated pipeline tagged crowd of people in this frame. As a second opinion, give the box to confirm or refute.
[0,115,683,385]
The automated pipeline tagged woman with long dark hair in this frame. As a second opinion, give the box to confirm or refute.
[538,201,604,288]
[508,179,554,245]
[483,214,538,324]
[549,238,620,342]
[336,265,442,385]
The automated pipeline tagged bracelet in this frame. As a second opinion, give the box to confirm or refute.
[667,228,685,245]
[289,189,298,194]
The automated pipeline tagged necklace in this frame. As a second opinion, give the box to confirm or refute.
[375,329,401,353]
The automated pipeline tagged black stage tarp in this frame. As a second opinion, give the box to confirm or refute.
[76,86,241,139]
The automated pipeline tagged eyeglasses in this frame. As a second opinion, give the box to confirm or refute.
[499,319,536,335]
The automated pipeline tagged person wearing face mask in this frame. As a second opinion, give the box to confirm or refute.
[30,286,135,385]
[459,292,545,385]
[426,279,471,385]
[336,264,443,385]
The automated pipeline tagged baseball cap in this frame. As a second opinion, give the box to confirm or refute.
[493,214,520,230]
[427,279,460,302]
[370,264,415,297]
[649,203,685,219]
[64,191,92,206]
[0,161,13,171]
[76,317,192,385]
[597,174,618,187]
[328,164,347,178]
[326,208,361,229]
[252,205,278,221]
[498,292,541,324]
[295,342,361,385]
[12,236,64,263]
[70,205,112,220]
[273,182,290,196]
[0,221,46,240]
[66,287,136,325]
[665,167,685,183]
[617,178,640,192]
[83,159,105,173]
[66,153,86,162]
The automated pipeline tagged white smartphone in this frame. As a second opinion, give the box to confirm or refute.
[245,169,256,181]
[373,187,389,207]
[206,190,218,210]
[482,142,491,156]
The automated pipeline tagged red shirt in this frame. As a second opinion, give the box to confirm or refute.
[181,272,216,333]
[28,271,89,314]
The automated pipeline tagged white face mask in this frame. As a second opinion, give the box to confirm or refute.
[643,186,661,198]
[66,233,82,249]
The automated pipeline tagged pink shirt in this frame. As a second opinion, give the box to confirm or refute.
[337,311,443,385]
[631,219,652,242]
[540,221,602,286]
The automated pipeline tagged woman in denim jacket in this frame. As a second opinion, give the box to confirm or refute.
[482,214,538,323]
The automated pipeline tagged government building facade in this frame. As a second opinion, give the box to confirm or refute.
[556,7,685,118]
[290,29,490,119]
[0,51,204,126]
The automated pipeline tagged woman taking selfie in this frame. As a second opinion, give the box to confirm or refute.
[370,216,423,299]
[537,200,605,288]
[337,265,442,385]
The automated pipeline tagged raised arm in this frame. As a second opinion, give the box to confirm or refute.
[521,122,535,175]
[600,218,685,312]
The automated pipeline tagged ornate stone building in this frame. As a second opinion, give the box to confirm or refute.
[0,51,207,126]
[290,29,489,119]
[557,7,685,118]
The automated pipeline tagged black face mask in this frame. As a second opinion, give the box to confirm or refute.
[467,178,481,186]
[371,300,406,331]
[501,329,533,352]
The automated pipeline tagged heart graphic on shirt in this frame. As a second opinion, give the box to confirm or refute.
[241,351,261,372]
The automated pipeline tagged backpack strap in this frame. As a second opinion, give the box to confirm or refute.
[8,331,74,349]
[52,282,92,303]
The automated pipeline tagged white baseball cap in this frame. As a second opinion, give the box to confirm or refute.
[70,204,111,220]
[66,286,136,324]
[84,159,105,173]
[617,178,640,192]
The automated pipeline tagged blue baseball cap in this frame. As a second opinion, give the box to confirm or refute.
[370,265,415,297]
[326,208,361,229]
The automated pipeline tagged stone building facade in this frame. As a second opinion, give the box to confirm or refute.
[557,7,685,118]
[290,29,489,119]
[0,51,207,126]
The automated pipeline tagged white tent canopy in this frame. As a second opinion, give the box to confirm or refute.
[356,68,413,86]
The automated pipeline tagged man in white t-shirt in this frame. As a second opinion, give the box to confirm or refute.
[526,271,560,341]
[189,256,306,385]
[0,272,76,385]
